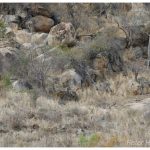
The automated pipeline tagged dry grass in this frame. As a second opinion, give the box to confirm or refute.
[0,68,150,147]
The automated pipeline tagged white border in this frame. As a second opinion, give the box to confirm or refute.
[0,0,150,3]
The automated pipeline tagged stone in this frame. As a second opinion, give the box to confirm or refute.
[26,15,54,33]
[15,30,32,44]
[48,22,76,47]
[12,80,32,91]
[4,15,16,25]
[31,33,48,46]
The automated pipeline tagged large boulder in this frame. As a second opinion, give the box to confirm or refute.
[48,22,76,47]
[26,15,54,33]
[15,31,48,47]
[15,30,32,44]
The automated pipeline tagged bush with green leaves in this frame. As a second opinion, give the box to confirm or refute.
[1,74,11,88]
[0,20,6,38]
[78,133,101,147]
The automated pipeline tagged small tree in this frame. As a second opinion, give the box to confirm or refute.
[27,50,52,91]
[113,4,148,49]
[11,47,51,93]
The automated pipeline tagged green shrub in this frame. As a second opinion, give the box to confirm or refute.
[79,133,101,147]
[79,134,89,147]
[0,20,6,38]
[1,74,11,87]
[59,36,108,62]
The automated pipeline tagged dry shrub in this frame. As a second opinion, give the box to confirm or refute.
[105,71,142,97]
[103,135,119,147]
[65,103,88,118]
[2,111,26,131]
[37,109,62,123]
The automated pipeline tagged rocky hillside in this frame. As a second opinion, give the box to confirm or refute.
[0,3,150,147]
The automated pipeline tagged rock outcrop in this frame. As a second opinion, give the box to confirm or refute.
[48,22,76,47]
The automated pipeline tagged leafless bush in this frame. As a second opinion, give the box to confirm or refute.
[114,7,149,48]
